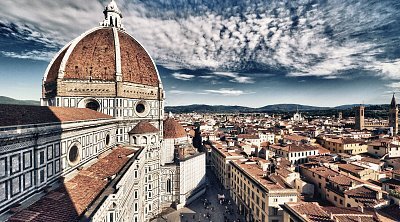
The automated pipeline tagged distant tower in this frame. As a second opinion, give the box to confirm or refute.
[389,94,399,135]
[354,106,365,130]
[338,112,343,120]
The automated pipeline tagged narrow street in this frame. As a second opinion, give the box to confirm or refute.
[159,167,245,222]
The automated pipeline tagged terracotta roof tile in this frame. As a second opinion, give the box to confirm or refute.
[0,105,112,127]
[128,121,159,134]
[163,118,186,139]
[8,148,135,222]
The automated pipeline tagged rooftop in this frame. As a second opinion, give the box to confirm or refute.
[8,147,135,222]
[0,105,112,127]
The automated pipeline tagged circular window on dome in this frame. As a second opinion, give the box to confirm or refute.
[134,101,150,117]
[68,144,81,166]
[85,100,100,111]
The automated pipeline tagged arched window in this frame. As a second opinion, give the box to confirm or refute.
[132,136,137,144]
[142,136,148,144]
[85,100,100,111]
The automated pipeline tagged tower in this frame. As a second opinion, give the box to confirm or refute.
[354,106,365,130]
[389,94,398,135]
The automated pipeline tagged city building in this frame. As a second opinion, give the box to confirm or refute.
[354,95,398,135]
[269,144,319,165]
[230,159,298,222]
[320,137,368,154]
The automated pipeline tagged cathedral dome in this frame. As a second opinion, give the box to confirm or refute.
[163,118,187,139]
[44,27,159,87]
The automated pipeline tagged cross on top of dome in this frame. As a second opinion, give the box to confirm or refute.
[100,0,124,30]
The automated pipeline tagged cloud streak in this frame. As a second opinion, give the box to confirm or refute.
[204,88,253,96]
[171,73,195,81]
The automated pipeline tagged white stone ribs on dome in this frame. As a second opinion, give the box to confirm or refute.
[57,26,103,80]
[42,40,72,82]
[113,27,122,81]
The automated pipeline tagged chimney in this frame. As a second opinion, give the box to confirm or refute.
[358,205,364,213]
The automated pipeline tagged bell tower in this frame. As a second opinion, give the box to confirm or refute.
[389,94,398,135]
[354,105,365,130]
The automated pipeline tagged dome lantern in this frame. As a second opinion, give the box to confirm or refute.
[100,0,124,30]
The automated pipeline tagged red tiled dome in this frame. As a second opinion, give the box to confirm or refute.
[128,121,159,135]
[163,118,187,139]
[44,27,159,87]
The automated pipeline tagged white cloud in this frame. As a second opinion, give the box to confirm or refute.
[168,90,192,95]
[204,88,253,96]
[171,73,195,81]
[0,50,55,61]
[213,72,254,84]
[369,59,400,79]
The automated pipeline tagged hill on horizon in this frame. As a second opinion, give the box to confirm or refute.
[0,96,40,106]
[166,103,382,113]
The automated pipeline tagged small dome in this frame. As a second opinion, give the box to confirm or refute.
[128,121,159,134]
[163,118,186,139]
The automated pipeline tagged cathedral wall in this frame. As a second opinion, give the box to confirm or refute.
[0,119,117,213]
[161,138,174,165]
[91,147,147,222]
[178,153,206,206]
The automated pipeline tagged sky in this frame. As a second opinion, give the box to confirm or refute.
[0,0,399,107]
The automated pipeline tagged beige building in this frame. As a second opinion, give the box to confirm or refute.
[320,137,367,154]
[300,164,387,209]
[210,143,245,190]
[367,139,400,158]
[230,159,298,222]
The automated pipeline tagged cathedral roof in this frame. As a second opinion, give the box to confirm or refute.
[0,105,112,127]
[7,147,135,222]
[163,117,187,139]
[128,121,159,134]
[44,27,159,87]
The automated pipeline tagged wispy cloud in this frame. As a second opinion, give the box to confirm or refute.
[204,88,253,96]
[168,90,192,95]
[0,50,55,61]
[171,73,195,81]
[213,72,254,83]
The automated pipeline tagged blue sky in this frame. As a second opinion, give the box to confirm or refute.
[0,0,399,107]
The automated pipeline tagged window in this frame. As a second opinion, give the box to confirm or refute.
[135,103,145,113]
[68,145,80,166]
[85,100,100,111]
[167,179,172,193]
[109,212,114,222]
[106,134,111,146]
[272,207,278,215]
[39,151,45,164]
[40,169,45,183]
